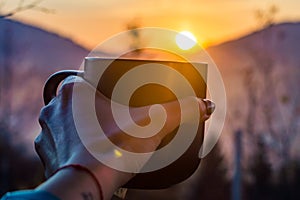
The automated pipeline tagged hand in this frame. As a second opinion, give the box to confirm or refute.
[35,76,214,199]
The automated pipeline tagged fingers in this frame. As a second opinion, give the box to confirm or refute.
[178,97,215,124]
[199,99,215,121]
[147,97,215,145]
[202,99,216,115]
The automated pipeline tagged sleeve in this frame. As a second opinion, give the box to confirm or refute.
[1,190,60,200]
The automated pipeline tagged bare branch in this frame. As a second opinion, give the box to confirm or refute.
[254,4,279,29]
[0,0,54,19]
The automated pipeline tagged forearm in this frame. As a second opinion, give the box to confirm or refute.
[37,163,130,200]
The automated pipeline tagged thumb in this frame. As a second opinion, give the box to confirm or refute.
[180,97,215,123]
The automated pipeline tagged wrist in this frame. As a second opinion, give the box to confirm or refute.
[63,148,133,199]
[91,162,132,199]
[38,165,101,200]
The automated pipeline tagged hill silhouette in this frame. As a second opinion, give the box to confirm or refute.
[0,19,89,148]
[207,22,300,168]
[1,18,299,167]
[0,19,300,199]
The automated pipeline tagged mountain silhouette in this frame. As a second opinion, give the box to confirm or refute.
[207,22,300,168]
[1,18,300,199]
[0,19,89,148]
[0,19,299,166]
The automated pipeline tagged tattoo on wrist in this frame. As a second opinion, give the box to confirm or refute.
[81,192,94,200]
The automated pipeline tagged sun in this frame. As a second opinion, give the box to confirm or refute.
[175,31,198,50]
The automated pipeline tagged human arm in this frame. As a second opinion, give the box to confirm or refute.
[3,77,214,200]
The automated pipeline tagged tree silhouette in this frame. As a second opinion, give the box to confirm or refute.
[255,4,279,29]
[237,6,300,199]
[184,143,230,200]
[246,137,273,200]
[125,18,144,57]
[0,124,44,196]
[247,15,299,166]
[274,160,300,200]
[0,1,51,195]
[0,0,53,19]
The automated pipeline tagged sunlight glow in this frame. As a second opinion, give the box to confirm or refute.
[175,31,198,50]
[114,149,123,158]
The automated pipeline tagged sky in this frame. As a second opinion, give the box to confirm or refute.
[2,0,300,49]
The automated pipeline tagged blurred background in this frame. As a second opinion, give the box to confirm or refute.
[1,0,300,199]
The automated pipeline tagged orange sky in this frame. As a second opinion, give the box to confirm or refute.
[4,0,300,49]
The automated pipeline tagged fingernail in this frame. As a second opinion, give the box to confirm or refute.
[203,99,216,115]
